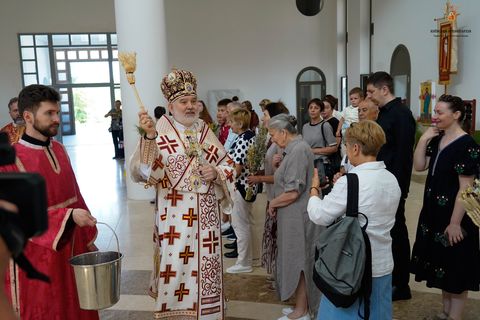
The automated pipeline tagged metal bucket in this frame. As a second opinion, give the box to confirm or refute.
[70,222,123,310]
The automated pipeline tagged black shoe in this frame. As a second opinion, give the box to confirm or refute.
[392,285,412,301]
[224,241,237,250]
[224,249,238,258]
[222,226,234,236]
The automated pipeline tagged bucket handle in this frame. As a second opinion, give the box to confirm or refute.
[71,221,121,260]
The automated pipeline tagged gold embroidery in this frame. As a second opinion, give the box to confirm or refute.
[52,209,73,251]
[142,138,158,166]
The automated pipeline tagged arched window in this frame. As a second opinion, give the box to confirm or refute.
[390,44,411,108]
[296,67,326,130]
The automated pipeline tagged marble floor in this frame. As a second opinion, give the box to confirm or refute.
[63,137,480,320]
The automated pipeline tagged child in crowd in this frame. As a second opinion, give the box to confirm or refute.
[336,87,364,138]
[215,98,234,235]
[216,98,232,145]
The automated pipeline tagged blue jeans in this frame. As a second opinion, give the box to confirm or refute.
[316,274,392,320]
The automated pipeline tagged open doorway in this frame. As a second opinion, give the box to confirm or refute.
[296,67,326,131]
[18,33,120,145]
[61,87,113,147]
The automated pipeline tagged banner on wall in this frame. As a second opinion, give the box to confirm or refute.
[435,1,459,85]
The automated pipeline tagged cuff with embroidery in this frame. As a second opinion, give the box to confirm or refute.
[141,138,158,166]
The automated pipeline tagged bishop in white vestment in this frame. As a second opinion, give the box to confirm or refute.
[130,69,235,320]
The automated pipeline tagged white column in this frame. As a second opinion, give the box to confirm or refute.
[336,0,347,102]
[114,0,168,200]
[346,0,371,91]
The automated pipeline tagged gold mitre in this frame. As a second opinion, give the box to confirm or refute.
[161,68,197,103]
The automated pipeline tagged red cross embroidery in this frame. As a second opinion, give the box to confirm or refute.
[160,208,167,221]
[179,245,195,264]
[160,303,170,312]
[191,270,198,278]
[163,226,181,245]
[160,264,177,284]
[202,231,220,254]
[205,145,219,163]
[226,157,234,166]
[224,169,234,183]
[174,283,190,302]
[152,155,164,171]
[166,189,183,206]
[160,177,170,189]
[157,135,179,154]
[182,208,197,227]
[188,302,197,311]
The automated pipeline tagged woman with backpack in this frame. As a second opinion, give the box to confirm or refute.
[308,120,401,319]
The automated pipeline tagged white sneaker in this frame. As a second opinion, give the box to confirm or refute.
[221,221,231,233]
[226,264,253,274]
[282,307,293,315]
[277,313,310,320]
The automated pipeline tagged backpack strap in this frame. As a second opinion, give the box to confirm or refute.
[346,173,372,320]
[345,173,359,218]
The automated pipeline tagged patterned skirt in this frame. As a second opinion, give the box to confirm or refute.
[261,201,277,275]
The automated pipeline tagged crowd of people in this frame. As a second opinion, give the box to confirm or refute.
[0,69,479,320]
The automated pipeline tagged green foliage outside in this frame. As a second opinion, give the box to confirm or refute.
[74,91,88,124]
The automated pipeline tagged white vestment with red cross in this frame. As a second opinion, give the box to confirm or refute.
[131,115,235,320]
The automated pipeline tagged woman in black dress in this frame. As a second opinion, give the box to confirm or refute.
[411,94,480,320]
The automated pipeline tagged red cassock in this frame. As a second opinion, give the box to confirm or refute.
[1,137,98,320]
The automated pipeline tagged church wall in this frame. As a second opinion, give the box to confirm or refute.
[371,0,480,128]
[163,0,338,117]
[0,0,338,126]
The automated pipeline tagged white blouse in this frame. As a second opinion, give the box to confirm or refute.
[307,161,401,277]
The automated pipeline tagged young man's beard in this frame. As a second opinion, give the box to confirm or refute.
[33,120,59,137]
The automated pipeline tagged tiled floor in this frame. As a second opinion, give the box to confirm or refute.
[64,137,480,320]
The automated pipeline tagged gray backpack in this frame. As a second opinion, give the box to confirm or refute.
[313,173,372,319]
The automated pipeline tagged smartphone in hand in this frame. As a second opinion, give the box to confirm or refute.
[438,228,468,247]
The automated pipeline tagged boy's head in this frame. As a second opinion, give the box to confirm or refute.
[349,87,364,107]
[217,98,232,125]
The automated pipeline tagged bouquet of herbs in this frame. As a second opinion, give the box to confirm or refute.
[245,127,268,200]
[461,179,480,227]
[209,122,219,137]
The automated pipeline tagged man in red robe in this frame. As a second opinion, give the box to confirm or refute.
[0,85,99,320]
[0,98,24,145]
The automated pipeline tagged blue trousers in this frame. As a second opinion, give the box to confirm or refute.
[317,274,392,320]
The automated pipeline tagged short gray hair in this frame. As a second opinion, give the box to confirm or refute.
[269,114,297,134]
